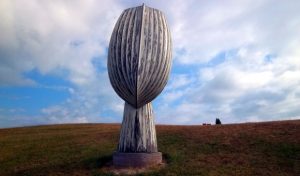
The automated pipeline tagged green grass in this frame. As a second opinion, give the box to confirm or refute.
[0,120,299,176]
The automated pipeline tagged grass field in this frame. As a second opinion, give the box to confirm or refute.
[0,120,299,176]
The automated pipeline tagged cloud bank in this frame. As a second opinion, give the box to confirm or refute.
[0,0,300,127]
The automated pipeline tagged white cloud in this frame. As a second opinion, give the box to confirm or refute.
[160,0,300,65]
[40,72,124,124]
[155,46,300,124]
[166,74,194,90]
[0,0,123,86]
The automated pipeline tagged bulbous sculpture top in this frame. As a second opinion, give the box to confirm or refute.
[108,4,172,108]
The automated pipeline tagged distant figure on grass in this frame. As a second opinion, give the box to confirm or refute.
[202,123,211,126]
[216,118,222,125]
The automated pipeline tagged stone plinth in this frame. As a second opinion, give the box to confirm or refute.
[113,152,162,168]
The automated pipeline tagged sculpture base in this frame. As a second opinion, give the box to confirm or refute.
[113,152,162,168]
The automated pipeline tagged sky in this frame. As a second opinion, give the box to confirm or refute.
[1,0,300,128]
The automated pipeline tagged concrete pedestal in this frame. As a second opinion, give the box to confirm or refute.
[113,152,162,168]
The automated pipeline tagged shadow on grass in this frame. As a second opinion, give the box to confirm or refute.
[162,153,172,164]
[82,154,113,169]
[12,154,114,176]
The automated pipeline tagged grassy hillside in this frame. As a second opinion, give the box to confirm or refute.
[0,120,299,176]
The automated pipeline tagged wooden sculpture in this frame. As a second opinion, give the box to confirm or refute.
[107,4,172,167]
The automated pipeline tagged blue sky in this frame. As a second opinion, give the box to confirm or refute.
[1,0,300,128]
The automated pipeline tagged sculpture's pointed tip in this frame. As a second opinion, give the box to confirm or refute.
[141,3,146,10]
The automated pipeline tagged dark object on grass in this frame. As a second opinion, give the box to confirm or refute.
[216,118,222,125]
[202,123,211,126]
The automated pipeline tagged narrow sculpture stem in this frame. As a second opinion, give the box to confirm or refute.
[118,102,158,153]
